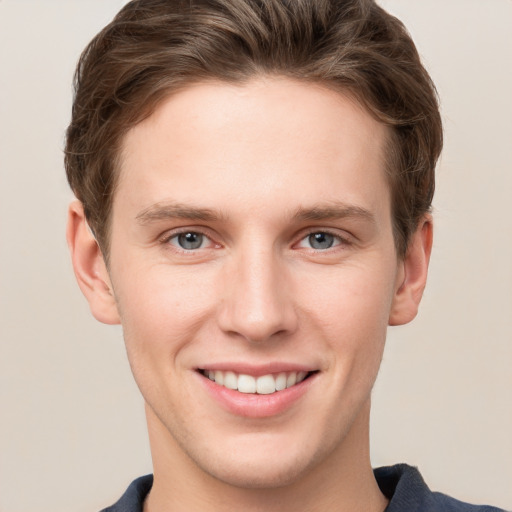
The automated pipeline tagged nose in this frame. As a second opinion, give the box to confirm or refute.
[217,246,298,343]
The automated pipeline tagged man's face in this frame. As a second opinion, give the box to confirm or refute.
[105,78,405,487]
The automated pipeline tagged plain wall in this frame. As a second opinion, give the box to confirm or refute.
[0,1,510,511]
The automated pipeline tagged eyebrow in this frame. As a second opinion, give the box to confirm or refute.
[135,202,224,224]
[135,201,375,226]
[292,202,376,224]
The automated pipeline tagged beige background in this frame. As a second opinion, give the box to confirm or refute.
[1,1,511,511]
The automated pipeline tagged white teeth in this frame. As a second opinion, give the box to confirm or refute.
[256,374,276,395]
[223,371,238,390]
[214,370,224,386]
[203,370,311,394]
[237,374,257,394]
[275,372,287,391]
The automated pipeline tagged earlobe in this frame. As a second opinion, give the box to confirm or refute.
[388,216,433,326]
[66,200,121,325]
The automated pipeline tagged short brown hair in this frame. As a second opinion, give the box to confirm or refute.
[65,0,442,258]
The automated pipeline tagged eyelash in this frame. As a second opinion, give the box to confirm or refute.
[160,227,352,254]
[295,230,351,251]
[160,229,218,252]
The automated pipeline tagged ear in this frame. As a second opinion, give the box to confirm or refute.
[66,200,121,325]
[389,215,433,326]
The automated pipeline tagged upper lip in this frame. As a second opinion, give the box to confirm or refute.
[196,362,317,377]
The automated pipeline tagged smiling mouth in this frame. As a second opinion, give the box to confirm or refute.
[198,369,316,395]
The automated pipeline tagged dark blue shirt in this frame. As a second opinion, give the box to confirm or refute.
[100,464,508,512]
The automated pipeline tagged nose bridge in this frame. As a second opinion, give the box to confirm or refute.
[218,239,297,343]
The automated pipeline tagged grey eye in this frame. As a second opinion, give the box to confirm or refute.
[308,232,335,250]
[176,232,204,250]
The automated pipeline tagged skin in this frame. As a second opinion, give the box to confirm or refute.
[68,77,432,512]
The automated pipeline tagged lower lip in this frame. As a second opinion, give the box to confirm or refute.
[197,372,317,418]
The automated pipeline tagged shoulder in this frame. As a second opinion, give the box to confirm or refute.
[99,474,153,512]
[374,464,508,512]
[429,492,509,512]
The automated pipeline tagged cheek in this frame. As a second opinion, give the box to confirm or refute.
[295,261,396,384]
[113,267,219,412]
[297,261,397,334]
[112,265,218,362]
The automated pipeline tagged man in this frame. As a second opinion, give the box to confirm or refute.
[64,1,506,511]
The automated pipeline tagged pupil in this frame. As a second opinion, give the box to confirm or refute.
[309,232,334,249]
[178,232,203,250]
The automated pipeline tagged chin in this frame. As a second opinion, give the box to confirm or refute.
[184,431,331,490]
[202,454,314,490]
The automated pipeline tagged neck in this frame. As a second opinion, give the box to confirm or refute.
[144,401,387,512]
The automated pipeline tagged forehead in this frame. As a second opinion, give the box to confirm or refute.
[117,78,391,222]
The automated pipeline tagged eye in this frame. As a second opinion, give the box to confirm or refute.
[168,231,210,250]
[297,231,344,250]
